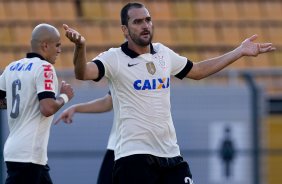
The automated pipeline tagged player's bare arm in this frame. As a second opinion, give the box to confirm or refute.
[63,24,99,81]
[54,106,76,124]
[40,81,74,117]
[72,94,112,113]
[187,35,276,80]
[54,94,112,124]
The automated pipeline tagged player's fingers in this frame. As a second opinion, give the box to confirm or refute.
[61,80,66,86]
[75,33,80,40]
[260,45,276,53]
[54,118,61,125]
[248,34,258,42]
[63,24,77,34]
[66,118,72,124]
[260,43,273,48]
[63,24,69,31]
[64,83,71,88]
[65,31,78,41]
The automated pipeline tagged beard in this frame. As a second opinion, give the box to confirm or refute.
[128,29,153,47]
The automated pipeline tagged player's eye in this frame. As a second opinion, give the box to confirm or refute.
[145,17,151,22]
[133,19,143,24]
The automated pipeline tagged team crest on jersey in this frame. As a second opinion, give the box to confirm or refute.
[155,54,166,69]
[146,62,156,75]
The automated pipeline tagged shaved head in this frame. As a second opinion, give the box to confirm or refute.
[31,23,60,52]
[30,23,61,64]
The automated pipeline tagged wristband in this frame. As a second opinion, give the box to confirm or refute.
[59,93,69,104]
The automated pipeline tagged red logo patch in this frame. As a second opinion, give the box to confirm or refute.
[42,64,54,90]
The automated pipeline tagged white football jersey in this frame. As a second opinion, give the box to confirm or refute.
[94,42,193,160]
[0,53,58,165]
[106,120,116,150]
[106,92,116,150]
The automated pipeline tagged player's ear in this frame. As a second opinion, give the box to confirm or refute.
[40,42,48,51]
[121,25,128,36]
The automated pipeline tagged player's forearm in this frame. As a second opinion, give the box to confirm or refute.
[188,47,242,80]
[40,98,65,117]
[73,44,87,80]
[74,99,112,113]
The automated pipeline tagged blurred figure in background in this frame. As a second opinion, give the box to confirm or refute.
[63,2,275,184]
[220,126,236,178]
[0,23,74,184]
[55,92,115,184]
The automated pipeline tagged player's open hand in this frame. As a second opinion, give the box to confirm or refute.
[240,35,276,57]
[63,24,85,46]
[54,106,76,125]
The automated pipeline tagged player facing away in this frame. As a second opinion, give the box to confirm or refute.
[0,23,74,184]
[55,92,115,184]
[63,2,275,184]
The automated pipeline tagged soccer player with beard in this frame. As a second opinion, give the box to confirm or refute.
[63,2,275,184]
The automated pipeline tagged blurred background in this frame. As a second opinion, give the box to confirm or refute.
[0,0,282,184]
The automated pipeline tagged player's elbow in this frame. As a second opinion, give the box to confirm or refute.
[41,111,53,117]
[40,107,56,117]
[186,73,205,80]
[39,98,60,117]
[186,65,207,80]
[192,74,205,80]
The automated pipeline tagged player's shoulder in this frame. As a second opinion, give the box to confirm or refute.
[6,60,19,69]
[4,58,31,71]
[95,47,121,60]
[3,57,54,76]
[28,57,54,71]
[31,57,49,64]
[19,58,56,77]
[152,42,170,52]
[108,47,123,56]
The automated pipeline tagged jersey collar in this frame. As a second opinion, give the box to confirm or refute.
[26,53,46,61]
[121,42,156,58]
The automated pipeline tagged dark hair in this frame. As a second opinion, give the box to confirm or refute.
[120,2,144,26]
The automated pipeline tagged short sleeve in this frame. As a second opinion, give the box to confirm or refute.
[174,60,193,79]
[35,63,57,94]
[165,47,189,75]
[93,49,119,80]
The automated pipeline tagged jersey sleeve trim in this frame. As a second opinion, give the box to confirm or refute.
[38,91,56,101]
[175,59,193,80]
[92,60,105,82]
